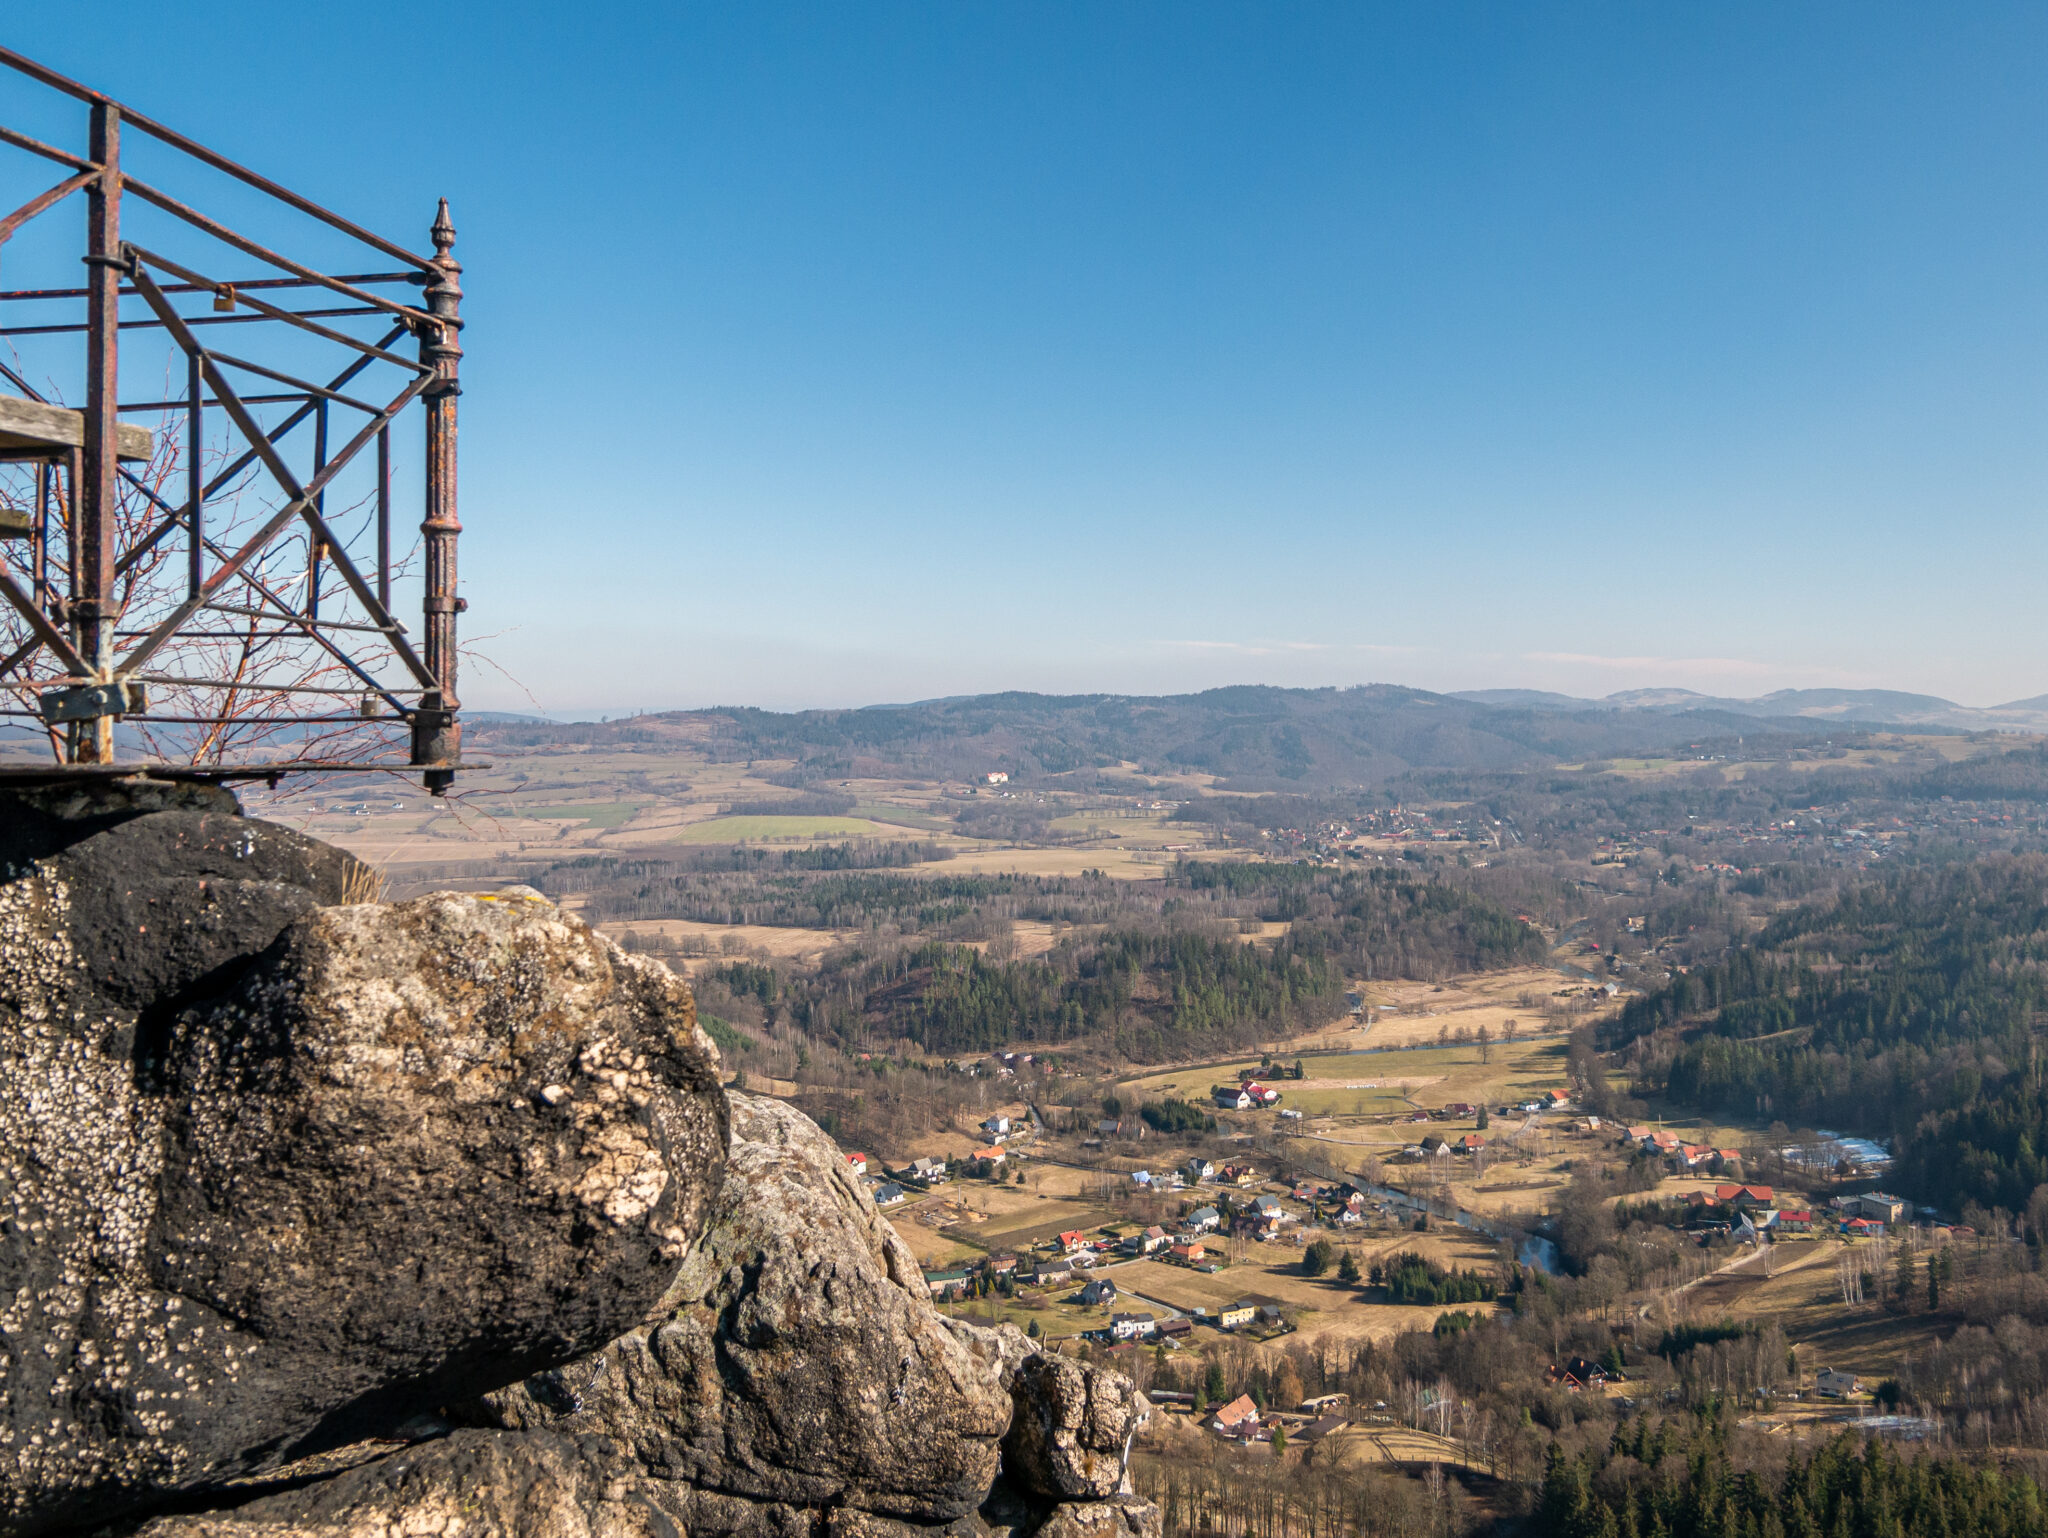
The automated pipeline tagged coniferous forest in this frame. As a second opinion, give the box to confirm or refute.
[544,856,1540,1061]
[1606,857,2048,1216]
[1539,1417,2048,1538]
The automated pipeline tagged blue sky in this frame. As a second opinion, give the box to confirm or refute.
[8,6,2047,713]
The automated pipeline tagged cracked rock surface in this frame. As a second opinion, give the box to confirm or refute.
[0,785,726,1536]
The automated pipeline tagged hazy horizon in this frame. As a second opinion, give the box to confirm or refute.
[494,675,2048,723]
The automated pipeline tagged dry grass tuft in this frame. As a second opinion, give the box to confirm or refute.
[339,858,388,905]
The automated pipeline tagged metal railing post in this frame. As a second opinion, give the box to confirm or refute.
[76,101,121,761]
[410,198,463,793]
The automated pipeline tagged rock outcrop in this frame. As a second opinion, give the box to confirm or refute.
[0,785,727,1535]
[998,1350,1142,1503]
[0,783,1159,1538]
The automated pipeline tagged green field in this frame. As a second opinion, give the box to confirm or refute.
[852,802,952,831]
[965,1205,1119,1256]
[1118,1040,1570,1117]
[519,802,645,828]
[675,816,902,843]
[1266,1086,1415,1116]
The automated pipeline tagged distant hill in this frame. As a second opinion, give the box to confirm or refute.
[1451,686,2048,733]
[469,684,1840,789]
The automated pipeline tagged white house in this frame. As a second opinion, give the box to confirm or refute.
[909,1157,947,1183]
[1110,1312,1157,1340]
[1817,1368,1859,1399]
[1185,1158,1216,1182]
[1186,1206,1221,1233]
[983,1115,1011,1139]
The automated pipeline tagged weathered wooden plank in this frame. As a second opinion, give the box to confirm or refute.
[0,394,153,460]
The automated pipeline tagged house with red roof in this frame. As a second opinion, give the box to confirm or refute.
[1714,1184,1774,1209]
[1212,1394,1261,1435]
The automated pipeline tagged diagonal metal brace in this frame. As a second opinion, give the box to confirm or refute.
[113,323,410,580]
[113,464,416,719]
[0,565,92,677]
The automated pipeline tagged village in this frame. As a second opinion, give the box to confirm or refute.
[832,1052,1937,1456]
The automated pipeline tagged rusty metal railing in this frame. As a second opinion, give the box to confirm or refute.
[0,47,469,791]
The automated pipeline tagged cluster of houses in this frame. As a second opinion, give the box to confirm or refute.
[1546,1357,1624,1393]
[1403,1101,1480,1124]
[1544,1353,1859,1402]
[1675,1181,1916,1241]
[1401,1132,1486,1163]
[1626,1126,1747,1176]
[1092,1299,1278,1348]
[1210,1390,1354,1444]
[848,1109,1043,1207]
[989,1052,1059,1080]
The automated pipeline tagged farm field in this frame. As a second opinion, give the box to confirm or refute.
[1105,1228,1502,1350]
[850,801,953,831]
[516,801,648,828]
[885,1202,983,1270]
[956,1199,1119,1257]
[1354,976,1585,1051]
[1319,1426,1490,1474]
[672,815,910,843]
[285,740,1250,881]
[926,845,1177,880]
[937,1289,1117,1341]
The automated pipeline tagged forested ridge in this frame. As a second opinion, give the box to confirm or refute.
[602,860,1542,1062]
[472,684,1827,789]
[847,927,1345,1057]
[1204,863,1549,980]
[1608,857,2048,1215]
[1539,1417,2048,1538]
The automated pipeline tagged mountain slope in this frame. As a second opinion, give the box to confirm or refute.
[471,685,1833,788]
[1451,685,2048,732]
